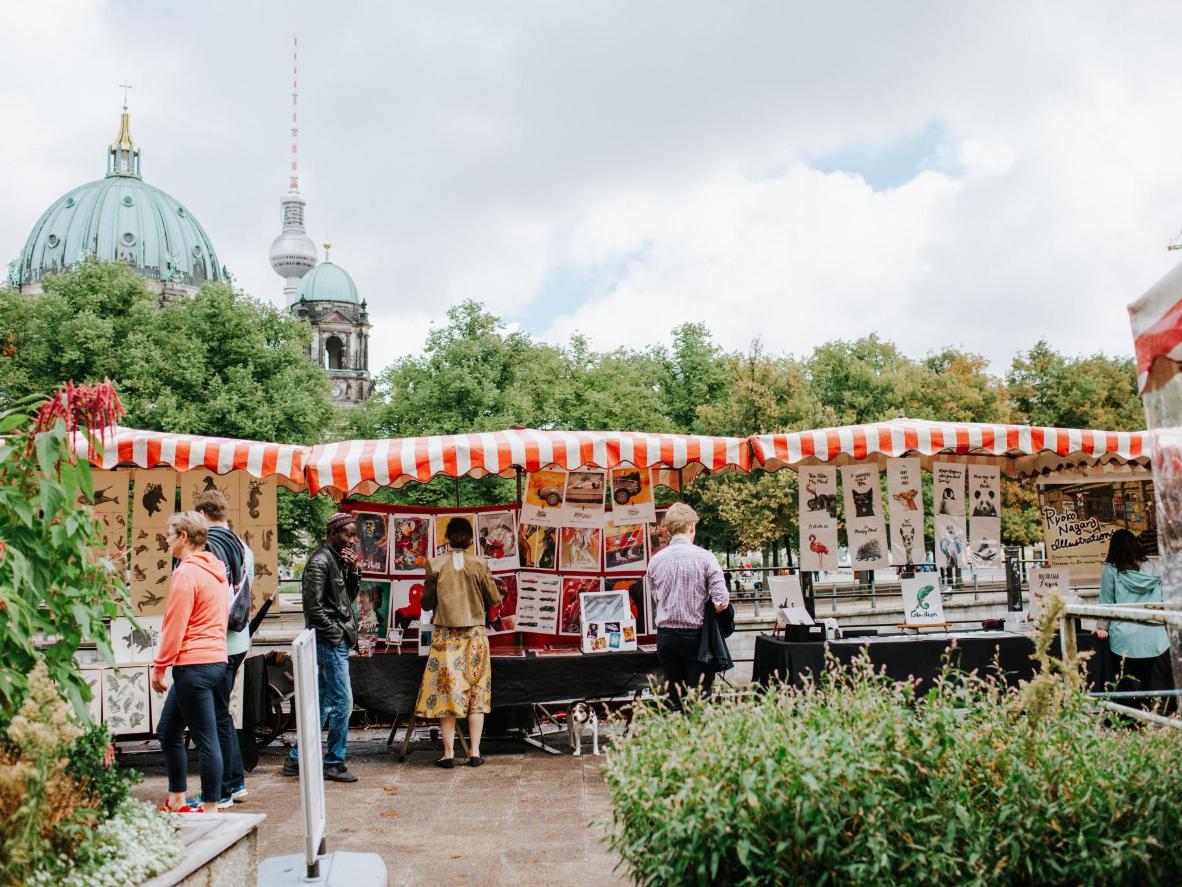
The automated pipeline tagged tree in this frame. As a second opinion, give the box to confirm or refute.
[1006,340,1143,430]
[651,323,730,432]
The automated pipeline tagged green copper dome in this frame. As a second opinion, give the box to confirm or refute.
[12,107,223,292]
[297,257,359,304]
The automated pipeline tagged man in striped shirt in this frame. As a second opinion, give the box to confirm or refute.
[646,503,729,709]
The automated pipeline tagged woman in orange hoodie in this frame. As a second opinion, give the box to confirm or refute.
[151,511,229,813]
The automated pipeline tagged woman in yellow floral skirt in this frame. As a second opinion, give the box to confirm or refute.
[415,516,502,768]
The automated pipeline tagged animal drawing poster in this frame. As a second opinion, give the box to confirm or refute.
[886,458,925,566]
[354,512,390,574]
[475,511,519,571]
[390,515,432,572]
[968,517,1002,568]
[434,513,476,556]
[179,470,237,522]
[609,467,656,524]
[800,518,839,571]
[606,576,648,635]
[967,465,1001,518]
[110,615,162,665]
[514,572,562,633]
[239,473,277,526]
[579,590,638,653]
[81,669,103,724]
[841,465,889,570]
[98,513,130,576]
[104,667,149,735]
[560,576,602,637]
[900,575,946,626]
[355,579,391,640]
[934,514,968,568]
[82,469,130,513]
[238,473,278,606]
[890,513,926,567]
[559,526,602,572]
[933,462,967,516]
[487,573,519,634]
[389,579,427,637]
[604,521,647,572]
[563,470,607,526]
[518,523,558,570]
[1029,566,1073,619]
[800,466,840,519]
[522,469,568,527]
[847,518,890,570]
[131,469,177,615]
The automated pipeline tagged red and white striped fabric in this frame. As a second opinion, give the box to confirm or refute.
[1129,259,1182,393]
[305,429,751,495]
[751,417,1150,478]
[71,425,307,484]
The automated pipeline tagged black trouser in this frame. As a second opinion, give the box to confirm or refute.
[1113,650,1176,713]
[156,662,231,803]
[219,651,247,799]
[657,627,714,711]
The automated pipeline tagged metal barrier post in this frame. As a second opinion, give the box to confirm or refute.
[291,629,326,880]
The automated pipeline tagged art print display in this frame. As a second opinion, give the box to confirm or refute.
[110,615,162,665]
[560,576,602,636]
[887,458,926,566]
[767,574,807,610]
[604,520,647,572]
[104,667,149,735]
[890,512,925,567]
[609,466,656,524]
[934,514,968,568]
[799,466,840,572]
[841,464,888,570]
[522,469,568,527]
[238,474,279,607]
[563,470,607,526]
[559,526,603,572]
[391,515,432,572]
[98,512,129,576]
[241,473,278,525]
[179,469,235,515]
[354,512,390,574]
[847,517,890,570]
[487,573,519,634]
[800,466,840,519]
[1035,476,1156,582]
[933,462,967,516]
[475,510,519,570]
[1028,566,1073,619]
[389,579,427,636]
[131,469,177,615]
[435,513,476,556]
[800,518,839,572]
[901,575,946,626]
[514,572,562,634]
[649,510,669,556]
[81,669,103,724]
[355,579,391,640]
[518,523,558,570]
[578,589,638,653]
[968,465,1001,518]
[81,469,130,513]
[606,576,648,635]
[968,517,1002,567]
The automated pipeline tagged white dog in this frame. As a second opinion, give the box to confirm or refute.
[568,701,599,756]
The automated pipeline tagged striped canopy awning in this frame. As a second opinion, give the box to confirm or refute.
[1129,258,1182,394]
[751,417,1150,478]
[71,425,307,485]
[304,428,752,495]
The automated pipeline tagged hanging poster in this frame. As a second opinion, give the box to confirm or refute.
[522,469,568,527]
[355,579,391,641]
[563,470,607,526]
[434,513,476,556]
[518,523,558,570]
[559,526,603,572]
[968,517,1002,567]
[649,509,669,557]
[81,669,103,725]
[968,465,1001,518]
[240,474,277,525]
[110,615,162,665]
[98,513,130,577]
[514,572,562,634]
[390,515,432,572]
[487,573,518,634]
[389,578,427,636]
[475,511,519,570]
[179,469,236,514]
[901,575,946,626]
[354,512,390,574]
[560,576,602,636]
[130,469,177,615]
[103,667,149,735]
[799,466,840,572]
[579,589,638,653]
[82,468,131,513]
[609,467,656,524]
[934,514,968,568]
[841,464,889,571]
[887,457,926,566]
[1028,566,1074,619]
[604,520,647,572]
[606,576,649,635]
[933,462,967,516]
[238,474,278,608]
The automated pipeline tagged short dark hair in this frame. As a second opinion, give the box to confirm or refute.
[1106,528,1144,572]
[445,517,473,549]
[194,489,228,522]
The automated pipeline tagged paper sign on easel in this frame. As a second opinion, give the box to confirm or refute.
[798,466,839,571]
[1028,566,1073,620]
[887,458,926,566]
[901,575,946,626]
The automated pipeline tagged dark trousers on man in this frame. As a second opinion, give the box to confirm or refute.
[218,651,247,800]
[1113,650,1176,713]
[657,627,714,711]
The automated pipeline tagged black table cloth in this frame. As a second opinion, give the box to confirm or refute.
[349,650,662,718]
[753,630,1112,691]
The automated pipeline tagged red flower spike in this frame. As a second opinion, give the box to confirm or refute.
[30,380,126,457]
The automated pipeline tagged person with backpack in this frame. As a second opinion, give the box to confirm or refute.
[194,489,253,807]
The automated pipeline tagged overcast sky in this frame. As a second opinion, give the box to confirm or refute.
[4,1,1182,376]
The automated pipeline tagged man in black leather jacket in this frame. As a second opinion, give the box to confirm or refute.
[283,513,361,782]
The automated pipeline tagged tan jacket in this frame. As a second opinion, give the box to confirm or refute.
[422,550,502,628]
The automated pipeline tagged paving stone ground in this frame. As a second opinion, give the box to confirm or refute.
[129,729,632,886]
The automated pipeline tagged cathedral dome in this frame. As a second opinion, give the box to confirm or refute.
[13,107,223,293]
[297,257,359,304]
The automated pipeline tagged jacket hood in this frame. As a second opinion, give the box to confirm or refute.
[1115,567,1161,596]
[183,550,228,584]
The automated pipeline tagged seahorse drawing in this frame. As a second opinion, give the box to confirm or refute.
[247,479,262,519]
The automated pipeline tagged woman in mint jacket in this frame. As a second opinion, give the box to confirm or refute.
[1094,529,1174,709]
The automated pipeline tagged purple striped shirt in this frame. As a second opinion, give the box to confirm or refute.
[647,536,729,629]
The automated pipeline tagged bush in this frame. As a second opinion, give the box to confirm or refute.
[605,608,1182,886]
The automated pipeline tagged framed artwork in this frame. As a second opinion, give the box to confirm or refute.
[518,523,557,571]
[605,576,648,635]
[389,579,427,639]
[355,579,391,640]
[487,573,519,635]
[559,526,602,572]
[514,572,562,634]
[354,512,390,574]
[609,467,655,524]
[579,589,638,653]
[81,669,103,724]
[560,576,602,637]
[563,470,606,526]
[435,513,476,556]
[104,667,149,735]
[475,511,519,571]
[391,515,432,572]
[110,615,162,665]
[522,469,568,527]
[604,521,647,572]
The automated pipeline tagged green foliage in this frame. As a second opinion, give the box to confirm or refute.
[66,724,137,818]
[1007,340,1144,431]
[0,399,128,724]
[606,640,1182,885]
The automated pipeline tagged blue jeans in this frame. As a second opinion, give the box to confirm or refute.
[156,662,231,803]
[288,639,353,767]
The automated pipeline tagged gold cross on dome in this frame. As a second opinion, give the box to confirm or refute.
[119,80,133,108]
